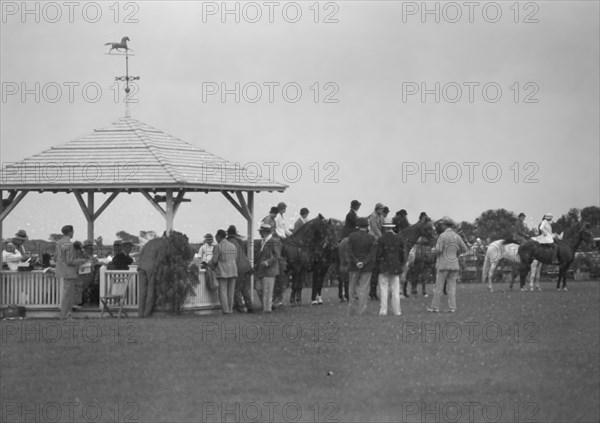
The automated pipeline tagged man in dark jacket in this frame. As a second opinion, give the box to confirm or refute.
[347,217,377,316]
[341,200,361,239]
[512,212,529,244]
[376,217,405,316]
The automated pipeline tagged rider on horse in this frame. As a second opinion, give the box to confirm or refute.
[534,212,560,264]
[512,212,530,244]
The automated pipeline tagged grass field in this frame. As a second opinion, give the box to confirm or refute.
[1,281,599,423]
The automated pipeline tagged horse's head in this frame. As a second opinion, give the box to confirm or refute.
[122,36,130,43]
[420,219,437,241]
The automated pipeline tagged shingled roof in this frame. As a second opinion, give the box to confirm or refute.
[0,117,287,193]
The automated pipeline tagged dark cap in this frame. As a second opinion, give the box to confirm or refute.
[399,209,407,216]
[519,212,526,217]
[351,200,361,208]
[216,229,227,238]
[382,206,390,214]
[61,225,74,235]
[227,225,238,236]
[357,217,369,228]
[300,207,309,216]
[419,212,428,219]
[269,206,279,214]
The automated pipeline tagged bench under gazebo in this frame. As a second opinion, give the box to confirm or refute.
[0,116,287,316]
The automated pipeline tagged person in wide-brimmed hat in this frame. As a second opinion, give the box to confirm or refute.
[11,229,29,258]
[427,216,467,314]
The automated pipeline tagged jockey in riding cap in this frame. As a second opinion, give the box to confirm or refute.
[535,212,559,264]
[512,212,529,244]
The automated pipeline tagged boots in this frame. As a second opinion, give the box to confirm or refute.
[552,243,559,265]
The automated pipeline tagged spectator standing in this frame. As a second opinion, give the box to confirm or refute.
[376,217,405,316]
[255,223,281,313]
[428,217,467,313]
[210,229,238,314]
[347,218,377,316]
[55,225,87,319]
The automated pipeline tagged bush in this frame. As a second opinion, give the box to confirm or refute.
[154,231,200,314]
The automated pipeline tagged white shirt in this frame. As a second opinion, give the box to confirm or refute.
[275,213,293,238]
[2,250,22,270]
[198,243,215,263]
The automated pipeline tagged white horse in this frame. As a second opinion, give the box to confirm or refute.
[482,240,539,291]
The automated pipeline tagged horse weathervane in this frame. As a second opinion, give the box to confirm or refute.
[105,36,139,117]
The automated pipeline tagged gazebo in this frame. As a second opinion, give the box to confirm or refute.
[0,116,287,313]
[1,116,287,247]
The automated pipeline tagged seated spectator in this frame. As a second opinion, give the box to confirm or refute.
[109,240,134,270]
[2,242,22,271]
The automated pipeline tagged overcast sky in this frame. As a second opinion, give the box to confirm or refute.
[1,1,599,243]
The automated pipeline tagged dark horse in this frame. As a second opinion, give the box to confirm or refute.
[282,214,337,305]
[518,221,594,291]
[399,219,437,297]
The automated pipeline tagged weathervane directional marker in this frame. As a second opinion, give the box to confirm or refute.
[105,36,140,117]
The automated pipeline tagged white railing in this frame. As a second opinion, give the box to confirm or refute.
[0,270,61,308]
[1,267,220,311]
[99,266,219,310]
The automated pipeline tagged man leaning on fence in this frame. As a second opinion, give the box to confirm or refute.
[137,235,166,318]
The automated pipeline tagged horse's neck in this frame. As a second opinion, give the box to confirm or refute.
[561,224,583,251]
[287,225,317,247]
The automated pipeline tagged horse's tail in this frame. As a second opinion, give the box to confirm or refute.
[481,251,491,284]
[104,42,112,45]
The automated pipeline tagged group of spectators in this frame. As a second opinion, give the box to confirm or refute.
[339,200,467,316]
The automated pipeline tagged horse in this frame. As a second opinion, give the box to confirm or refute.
[281,214,337,306]
[399,219,437,297]
[481,240,550,291]
[105,36,132,54]
[518,221,594,291]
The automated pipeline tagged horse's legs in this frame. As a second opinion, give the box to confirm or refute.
[518,262,531,290]
[488,261,498,292]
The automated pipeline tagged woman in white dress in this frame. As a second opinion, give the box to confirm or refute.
[535,212,559,263]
